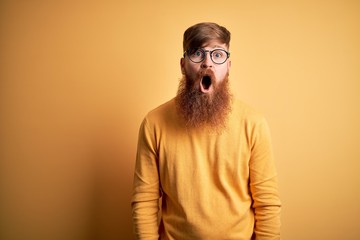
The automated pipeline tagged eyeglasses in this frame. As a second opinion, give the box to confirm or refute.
[184,48,230,64]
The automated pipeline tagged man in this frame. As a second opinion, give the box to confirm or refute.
[131,22,281,239]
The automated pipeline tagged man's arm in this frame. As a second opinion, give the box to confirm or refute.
[131,118,161,240]
[249,117,281,239]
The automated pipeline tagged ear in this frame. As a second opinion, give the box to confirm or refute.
[180,58,185,75]
[228,59,232,68]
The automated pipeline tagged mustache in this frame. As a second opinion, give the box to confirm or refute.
[184,69,217,90]
[198,69,215,81]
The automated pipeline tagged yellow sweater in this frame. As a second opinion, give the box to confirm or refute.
[132,98,281,240]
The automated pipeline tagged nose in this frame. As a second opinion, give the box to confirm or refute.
[201,52,213,68]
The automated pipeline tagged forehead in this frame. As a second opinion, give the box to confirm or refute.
[200,40,228,50]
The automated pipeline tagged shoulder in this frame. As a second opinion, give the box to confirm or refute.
[231,98,265,123]
[141,98,179,130]
[230,99,272,144]
[146,98,176,121]
[147,98,176,116]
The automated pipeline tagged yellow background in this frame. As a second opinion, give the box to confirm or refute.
[1,1,359,239]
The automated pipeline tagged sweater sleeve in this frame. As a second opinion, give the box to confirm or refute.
[131,117,161,240]
[249,117,281,239]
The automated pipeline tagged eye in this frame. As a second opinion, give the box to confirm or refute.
[193,49,203,57]
[212,50,224,58]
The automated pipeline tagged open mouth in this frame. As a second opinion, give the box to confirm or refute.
[201,75,212,90]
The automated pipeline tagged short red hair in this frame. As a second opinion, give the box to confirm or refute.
[183,22,231,52]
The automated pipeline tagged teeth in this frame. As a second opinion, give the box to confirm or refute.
[202,76,212,90]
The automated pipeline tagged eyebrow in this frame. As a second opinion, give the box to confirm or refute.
[200,44,227,50]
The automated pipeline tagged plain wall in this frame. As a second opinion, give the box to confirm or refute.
[1,1,359,239]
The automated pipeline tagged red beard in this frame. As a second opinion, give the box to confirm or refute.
[175,71,232,131]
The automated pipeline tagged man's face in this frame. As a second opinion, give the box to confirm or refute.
[176,40,232,130]
[180,40,231,96]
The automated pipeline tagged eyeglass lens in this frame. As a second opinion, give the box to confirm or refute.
[188,48,229,64]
